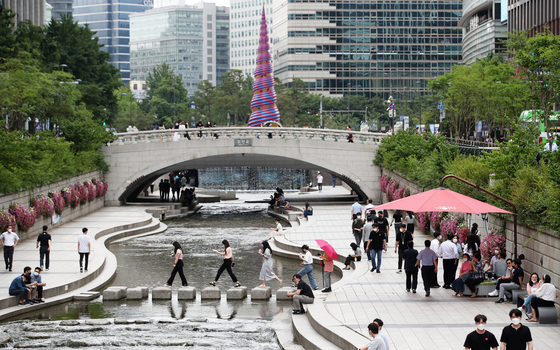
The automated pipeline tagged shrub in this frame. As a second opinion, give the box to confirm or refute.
[429,211,445,232]
[61,186,78,208]
[8,203,36,231]
[31,194,55,218]
[457,226,469,245]
[75,183,88,205]
[440,214,465,237]
[380,176,389,193]
[84,180,96,202]
[480,228,506,262]
[417,212,430,232]
[0,210,16,232]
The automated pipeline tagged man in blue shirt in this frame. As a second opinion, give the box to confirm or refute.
[351,198,362,220]
[9,266,32,305]
[415,240,438,297]
[30,267,46,302]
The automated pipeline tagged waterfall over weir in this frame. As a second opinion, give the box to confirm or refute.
[198,167,308,191]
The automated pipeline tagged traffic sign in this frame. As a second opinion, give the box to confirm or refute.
[190,101,196,109]
[437,100,445,110]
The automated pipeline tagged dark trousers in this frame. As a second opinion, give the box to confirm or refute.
[167,259,187,286]
[318,183,322,191]
[9,288,27,302]
[406,270,418,290]
[465,277,484,294]
[36,285,43,299]
[215,258,238,283]
[79,252,89,270]
[40,246,50,269]
[431,258,440,287]
[4,246,14,270]
[363,242,371,260]
[397,247,405,270]
[344,255,361,266]
[442,259,457,286]
[495,278,512,291]
[421,265,434,292]
[532,298,555,318]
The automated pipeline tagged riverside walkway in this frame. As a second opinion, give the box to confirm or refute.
[281,186,560,350]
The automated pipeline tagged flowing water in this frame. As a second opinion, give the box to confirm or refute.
[1,192,338,349]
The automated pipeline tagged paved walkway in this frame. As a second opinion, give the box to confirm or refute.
[284,186,560,350]
[0,207,154,315]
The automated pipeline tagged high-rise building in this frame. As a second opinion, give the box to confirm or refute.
[1,0,46,27]
[46,0,72,21]
[129,1,229,94]
[507,0,559,36]
[273,0,463,100]
[459,0,507,64]
[230,0,274,76]
[73,0,153,85]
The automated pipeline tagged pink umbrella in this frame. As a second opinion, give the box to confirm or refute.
[315,239,338,260]
[375,187,512,214]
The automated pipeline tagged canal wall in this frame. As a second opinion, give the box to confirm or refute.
[382,168,560,315]
[0,170,104,241]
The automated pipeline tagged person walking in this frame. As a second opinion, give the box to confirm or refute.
[439,233,458,289]
[158,179,164,200]
[36,226,51,271]
[415,239,438,297]
[362,216,374,261]
[404,211,415,234]
[390,210,403,238]
[463,314,498,350]
[78,228,91,273]
[316,172,323,192]
[351,198,362,220]
[1,225,19,271]
[499,309,533,350]
[403,241,418,293]
[352,212,364,246]
[296,245,318,290]
[366,223,387,273]
[331,174,337,187]
[374,211,390,241]
[165,241,188,287]
[258,241,282,287]
[395,224,413,273]
[209,240,241,287]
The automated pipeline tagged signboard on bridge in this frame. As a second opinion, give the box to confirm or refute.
[234,139,252,147]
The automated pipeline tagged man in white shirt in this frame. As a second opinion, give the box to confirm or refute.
[364,199,375,218]
[78,227,91,273]
[544,139,558,152]
[296,245,318,290]
[1,225,19,271]
[268,219,283,240]
[316,172,323,192]
[430,232,442,288]
[438,233,458,289]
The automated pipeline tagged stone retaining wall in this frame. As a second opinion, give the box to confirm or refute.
[0,171,104,241]
[382,168,560,315]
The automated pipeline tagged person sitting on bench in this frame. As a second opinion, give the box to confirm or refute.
[519,274,558,322]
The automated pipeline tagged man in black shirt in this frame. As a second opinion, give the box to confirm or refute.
[464,314,498,350]
[287,274,315,314]
[373,211,389,240]
[36,226,51,271]
[395,224,413,273]
[499,309,533,350]
[496,259,524,303]
[366,223,387,273]
[352,213,364,246]
[403,240,418,292]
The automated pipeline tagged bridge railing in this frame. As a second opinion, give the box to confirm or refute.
[107,127,387,146]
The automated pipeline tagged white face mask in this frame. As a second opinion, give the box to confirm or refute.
[494,250,499,255]
[531,279,538,284]
[7,229,12,233]
[463,258,468,263]
[437,236,442,240]
[453,238,458,243]
[511,318,521,325]
[476,324,486,331]
[33,272,39,277]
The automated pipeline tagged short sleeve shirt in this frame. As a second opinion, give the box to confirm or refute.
[374,218,389,234]
[499,324,532,350]
[392,212,402,224]
[1,232,19,246]
[463,330,498,350]
[368,230,386,251]
[403,248,419,271]
[351,203,363,214]
[417,248,438,266]
[512,267,524,285]
[78,234,91,253]
[37,232,51,247]
[367,336,386,350]
[297,280,315,299]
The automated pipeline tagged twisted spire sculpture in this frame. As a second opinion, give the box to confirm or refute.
[247,7,281,127]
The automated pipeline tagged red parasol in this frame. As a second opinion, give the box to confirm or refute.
[315,239,338,260]
[375,187,512,214]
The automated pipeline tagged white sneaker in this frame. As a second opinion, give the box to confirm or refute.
[488,290,498,297]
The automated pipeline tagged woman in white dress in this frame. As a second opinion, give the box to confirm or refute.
[258,241,283,287]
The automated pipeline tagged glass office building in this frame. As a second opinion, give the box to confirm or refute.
[273,0,463,100]
[46,0,73,21]
[129,2,229,93]
[73,0,152,85]
[508,0,559,36]
[459,0,507,64]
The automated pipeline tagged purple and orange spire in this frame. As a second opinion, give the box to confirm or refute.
[247,7,281,127]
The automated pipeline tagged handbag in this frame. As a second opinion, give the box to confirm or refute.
[461,272,472,282]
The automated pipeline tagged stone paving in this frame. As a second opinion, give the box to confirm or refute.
[285,186,560,350]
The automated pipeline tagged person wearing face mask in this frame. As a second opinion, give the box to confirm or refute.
[395,224,413,273]
[8,266,32,305]
[463,314,498,350]
[499,309,533,350]
[373,211,389,241]
[429,232,442,288]
[452,253,473,297]
[439,233,458,289]
[484,247,503,279]
[366,223,387,273]
[1,225,19,272]
[495,259,524,303]
[520,274,558,322]
[30,267,46,303]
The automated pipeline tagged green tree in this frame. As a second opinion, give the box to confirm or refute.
[194,80,217,123]
[217,70,246,125]
[145,63,189,126]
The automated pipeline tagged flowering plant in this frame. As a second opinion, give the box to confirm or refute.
[84,180,96,202]
[380,176,390,193]
[417,212,430,232]
[75,183,88,205]
[62,187,78,208]
[457,226,469,245]
[48,191,65,215]
[99,181,108,197]
[429,211,445,232]
[9,203,36,231]
[440,214,465,237]
[0,209,16,232]
[480,228,506,262]
[32,194,55,218]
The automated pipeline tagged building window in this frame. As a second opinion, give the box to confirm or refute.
[208,74,213,80]
[207,57,212,63]
[208,48,212,55]
[207,23,212,29]
[207,14,212,21]
[207,31,212,38]
[207,40,212,46]
[133,84,138,90]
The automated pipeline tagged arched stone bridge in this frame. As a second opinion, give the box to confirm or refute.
[103,127,387,205]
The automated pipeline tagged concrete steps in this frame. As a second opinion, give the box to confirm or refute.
[292,311,343,350]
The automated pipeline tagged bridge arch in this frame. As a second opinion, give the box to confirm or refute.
[103,127,385,205]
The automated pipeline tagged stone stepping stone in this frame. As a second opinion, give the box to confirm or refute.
[126,287,144,300]
[178,286,196,300]
[85,319,111,325]
[201,287,220,300]
[227,286,247,300]
[276,287,294,301]
[251,286,272,300]
[103,287,125,301]
[59,320,80,326]
[151,287,172,300]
